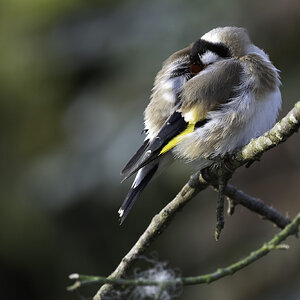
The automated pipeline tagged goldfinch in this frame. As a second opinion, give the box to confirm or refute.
[119,26,281,224]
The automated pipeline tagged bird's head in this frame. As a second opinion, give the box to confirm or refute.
[189,26,252,74]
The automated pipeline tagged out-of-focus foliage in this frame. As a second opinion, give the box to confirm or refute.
[0,0,300,299]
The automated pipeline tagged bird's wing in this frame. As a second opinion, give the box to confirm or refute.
[121,47,192,177]
[121,139,150,176]
[143,46,192,139]
[121,109,187,180]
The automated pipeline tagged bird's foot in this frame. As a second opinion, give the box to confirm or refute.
[212,155,234,241]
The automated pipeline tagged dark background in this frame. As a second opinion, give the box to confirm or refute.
[1,0,300,299]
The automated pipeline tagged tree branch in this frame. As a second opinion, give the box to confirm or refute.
[93,101,300,299]
[69,211,300,291]
[222,184,291,229]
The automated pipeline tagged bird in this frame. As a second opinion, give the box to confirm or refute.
[119,26,281,224]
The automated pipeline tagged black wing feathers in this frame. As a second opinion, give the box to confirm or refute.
[121,139,149,175]
[148,112,187,152]
[122,111,187,180]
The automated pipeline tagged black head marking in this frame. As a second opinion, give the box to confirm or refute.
[190,39,231,65]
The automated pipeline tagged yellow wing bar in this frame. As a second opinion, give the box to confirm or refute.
[159,122,195,155]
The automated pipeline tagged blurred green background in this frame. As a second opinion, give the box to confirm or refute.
[1,0,300,299]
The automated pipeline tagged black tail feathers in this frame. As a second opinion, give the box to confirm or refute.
[118,163,158,224]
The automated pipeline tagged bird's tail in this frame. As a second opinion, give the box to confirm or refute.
[118,162,159,224]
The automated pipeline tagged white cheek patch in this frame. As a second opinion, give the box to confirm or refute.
[201,51,220,65]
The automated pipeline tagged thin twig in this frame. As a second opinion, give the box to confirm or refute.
[215,182,225,241]
[222,184,291,229]
[68,212,300,291]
